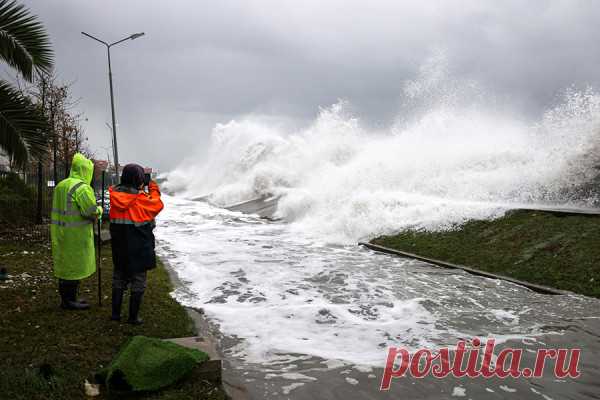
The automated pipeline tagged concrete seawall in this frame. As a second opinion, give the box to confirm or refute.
[224,196,280,220]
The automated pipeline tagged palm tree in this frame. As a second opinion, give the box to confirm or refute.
[0,0,53,168]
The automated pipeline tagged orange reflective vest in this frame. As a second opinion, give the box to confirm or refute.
[109,181,164,225]
[109,181,164,274]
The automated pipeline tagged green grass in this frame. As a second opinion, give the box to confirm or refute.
[0,238,227,400]
[371,210,600,298]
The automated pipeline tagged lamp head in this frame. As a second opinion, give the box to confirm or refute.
[129,32,145,40]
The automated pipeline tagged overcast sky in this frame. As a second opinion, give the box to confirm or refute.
[21,0,600,171]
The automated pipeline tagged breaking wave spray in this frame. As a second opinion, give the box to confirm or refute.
[166,57,600,243]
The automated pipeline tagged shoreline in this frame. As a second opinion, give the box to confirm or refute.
[160,256,250,400]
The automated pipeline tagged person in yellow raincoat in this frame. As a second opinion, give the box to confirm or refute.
[51,153,102,310]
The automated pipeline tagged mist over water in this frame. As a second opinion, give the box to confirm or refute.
[166,59,600,243]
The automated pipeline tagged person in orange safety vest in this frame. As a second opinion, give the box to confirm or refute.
[109,163,164,324]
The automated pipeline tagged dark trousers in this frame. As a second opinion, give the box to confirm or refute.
[112,269,147,293]
[58,279,80,294]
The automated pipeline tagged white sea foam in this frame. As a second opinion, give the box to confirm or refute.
[345,377,359,385]
[157,197,445,366]
[156,195,599,369]
[281,382,305,395]
[500,385,518,393]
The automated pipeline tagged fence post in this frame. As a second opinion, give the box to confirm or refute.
[36,161,43,224]
[101,170,105,215]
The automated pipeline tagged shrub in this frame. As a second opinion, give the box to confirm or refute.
[0,173,36,224]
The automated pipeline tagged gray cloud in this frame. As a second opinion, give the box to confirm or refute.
[22,0,600,170]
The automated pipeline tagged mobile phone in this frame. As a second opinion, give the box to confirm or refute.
[143,167,153,188]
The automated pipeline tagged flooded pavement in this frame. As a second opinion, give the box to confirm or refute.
[155,195,600,399]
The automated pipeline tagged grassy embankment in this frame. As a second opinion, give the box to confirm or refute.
[0,239,226,400]
[371,210,600,298]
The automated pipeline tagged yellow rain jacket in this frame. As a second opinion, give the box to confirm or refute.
[51,153,102,280]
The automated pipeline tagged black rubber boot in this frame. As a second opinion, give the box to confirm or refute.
[72,280,89,305]
[58,279,70,308]
[59,280,90,310]
[111,288,124,321]
[127,291,144,325]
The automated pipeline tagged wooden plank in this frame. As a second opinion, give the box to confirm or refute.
[358,242,571,296]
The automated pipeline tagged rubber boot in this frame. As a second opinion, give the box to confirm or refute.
[58,279,70,308]
[58,279,90,310]
[111,288,124,321]
[60,280,90,310]
[127,291,144,325]
[72,280,89,306]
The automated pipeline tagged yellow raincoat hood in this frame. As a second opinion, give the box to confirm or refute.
[69,153,94,184]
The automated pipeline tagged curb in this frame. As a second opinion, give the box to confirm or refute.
[159,256,250,400]
[358,241,571,296]
[513,207,600,216]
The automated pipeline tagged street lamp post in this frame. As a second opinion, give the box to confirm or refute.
[81,31,145,175]
[105,122,116,176]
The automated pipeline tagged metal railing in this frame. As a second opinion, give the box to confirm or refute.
[0,167,115,242]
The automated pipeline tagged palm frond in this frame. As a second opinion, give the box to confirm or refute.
[0,79,48,167]
[0,0,53,81]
